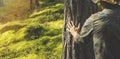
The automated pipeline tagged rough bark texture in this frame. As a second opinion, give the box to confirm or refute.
[62,0,98,59]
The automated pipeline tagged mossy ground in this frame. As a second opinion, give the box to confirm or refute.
[0,1,63,59]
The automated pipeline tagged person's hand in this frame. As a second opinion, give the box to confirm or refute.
[67,21,80,39]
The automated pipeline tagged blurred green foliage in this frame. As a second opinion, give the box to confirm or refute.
[0,0,64,59]
[29,3,64,23]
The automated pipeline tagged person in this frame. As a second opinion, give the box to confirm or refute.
[67,0,120,59]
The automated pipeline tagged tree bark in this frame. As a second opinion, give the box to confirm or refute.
[62,0,98,59]
[0,0,3,7]
[29,0,39,12]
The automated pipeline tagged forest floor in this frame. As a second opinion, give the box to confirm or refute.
[0,0,64,59]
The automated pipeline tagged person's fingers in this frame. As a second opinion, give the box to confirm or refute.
[67,28,70,32]
[70,21,74,26]
[77,23,80,29]
[68,22,72,27]
[67,24,71,30]
[67,22,72,29]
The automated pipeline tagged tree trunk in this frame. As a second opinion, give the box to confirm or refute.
[29,0,39,12]
[62,0,98,59]
[0,0,3,7]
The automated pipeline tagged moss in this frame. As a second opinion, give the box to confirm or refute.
[15,54,39,59]
[0,1,63,59]
[0,30,15,47]
[29,3,64,23]
[0,21,26,33]
[25,23,45,40]
[30,3,64,17]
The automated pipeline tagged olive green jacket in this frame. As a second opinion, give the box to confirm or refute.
[78,8,120,59]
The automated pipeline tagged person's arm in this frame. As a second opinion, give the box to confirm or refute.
[67,21,80,41]
[67,14,95,43]
[67,15,95,59]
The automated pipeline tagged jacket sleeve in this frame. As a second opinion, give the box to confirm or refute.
[75,14,96,59]
[77,14,95,43]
